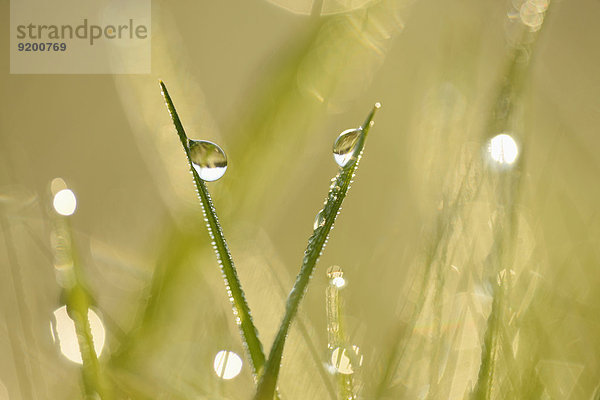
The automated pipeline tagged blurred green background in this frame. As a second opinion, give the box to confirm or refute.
[1,0,600,398]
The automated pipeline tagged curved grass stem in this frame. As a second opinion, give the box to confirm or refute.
[253,103,380,400]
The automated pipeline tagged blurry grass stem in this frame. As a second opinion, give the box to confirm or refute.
[326,266,358,399]
[52,215,111,399]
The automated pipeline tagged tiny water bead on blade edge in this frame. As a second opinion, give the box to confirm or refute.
[333,129,364,168]
[314,209,326,230]
[188,139,228,181]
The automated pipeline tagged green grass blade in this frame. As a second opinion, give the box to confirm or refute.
[254,103,380,400]
[158,81,267,378]
[326,267,358,399]
[471,11,550,397]
[52,217,112,399]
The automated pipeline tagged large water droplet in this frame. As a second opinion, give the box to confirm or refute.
[314,209,326,230]
[333,128,363,168]
[188,140,228,181]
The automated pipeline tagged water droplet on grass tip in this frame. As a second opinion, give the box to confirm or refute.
[188,140,227,181]
[333,129,364,168]
[314,209,326,230]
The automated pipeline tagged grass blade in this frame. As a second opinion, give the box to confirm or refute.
[254,103,380,400]
[159,80,267,378]
[52,216,111,399]
[326,266,358,399]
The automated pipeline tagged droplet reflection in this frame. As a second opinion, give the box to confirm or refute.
[332,276,346,288]
[327,265,346,288]
[314,209,326,230]
[331,345,363,375]
[333,129,364,168]
[518,0,548,31]
[488,134,519,165]
[53,189,77,216]
[213,350,243,380]
[188,140,228,181]
[50,306,105,364]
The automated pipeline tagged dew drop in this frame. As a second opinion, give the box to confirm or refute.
[331,345,363,375]
[188,140,228,181]
[327,265,346,288]
[333,128,364,168]
[314,209,326,230]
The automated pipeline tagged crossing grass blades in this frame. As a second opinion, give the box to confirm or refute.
[160,80,379,400]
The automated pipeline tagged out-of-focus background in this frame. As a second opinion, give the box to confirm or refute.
[1,0,600,399]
